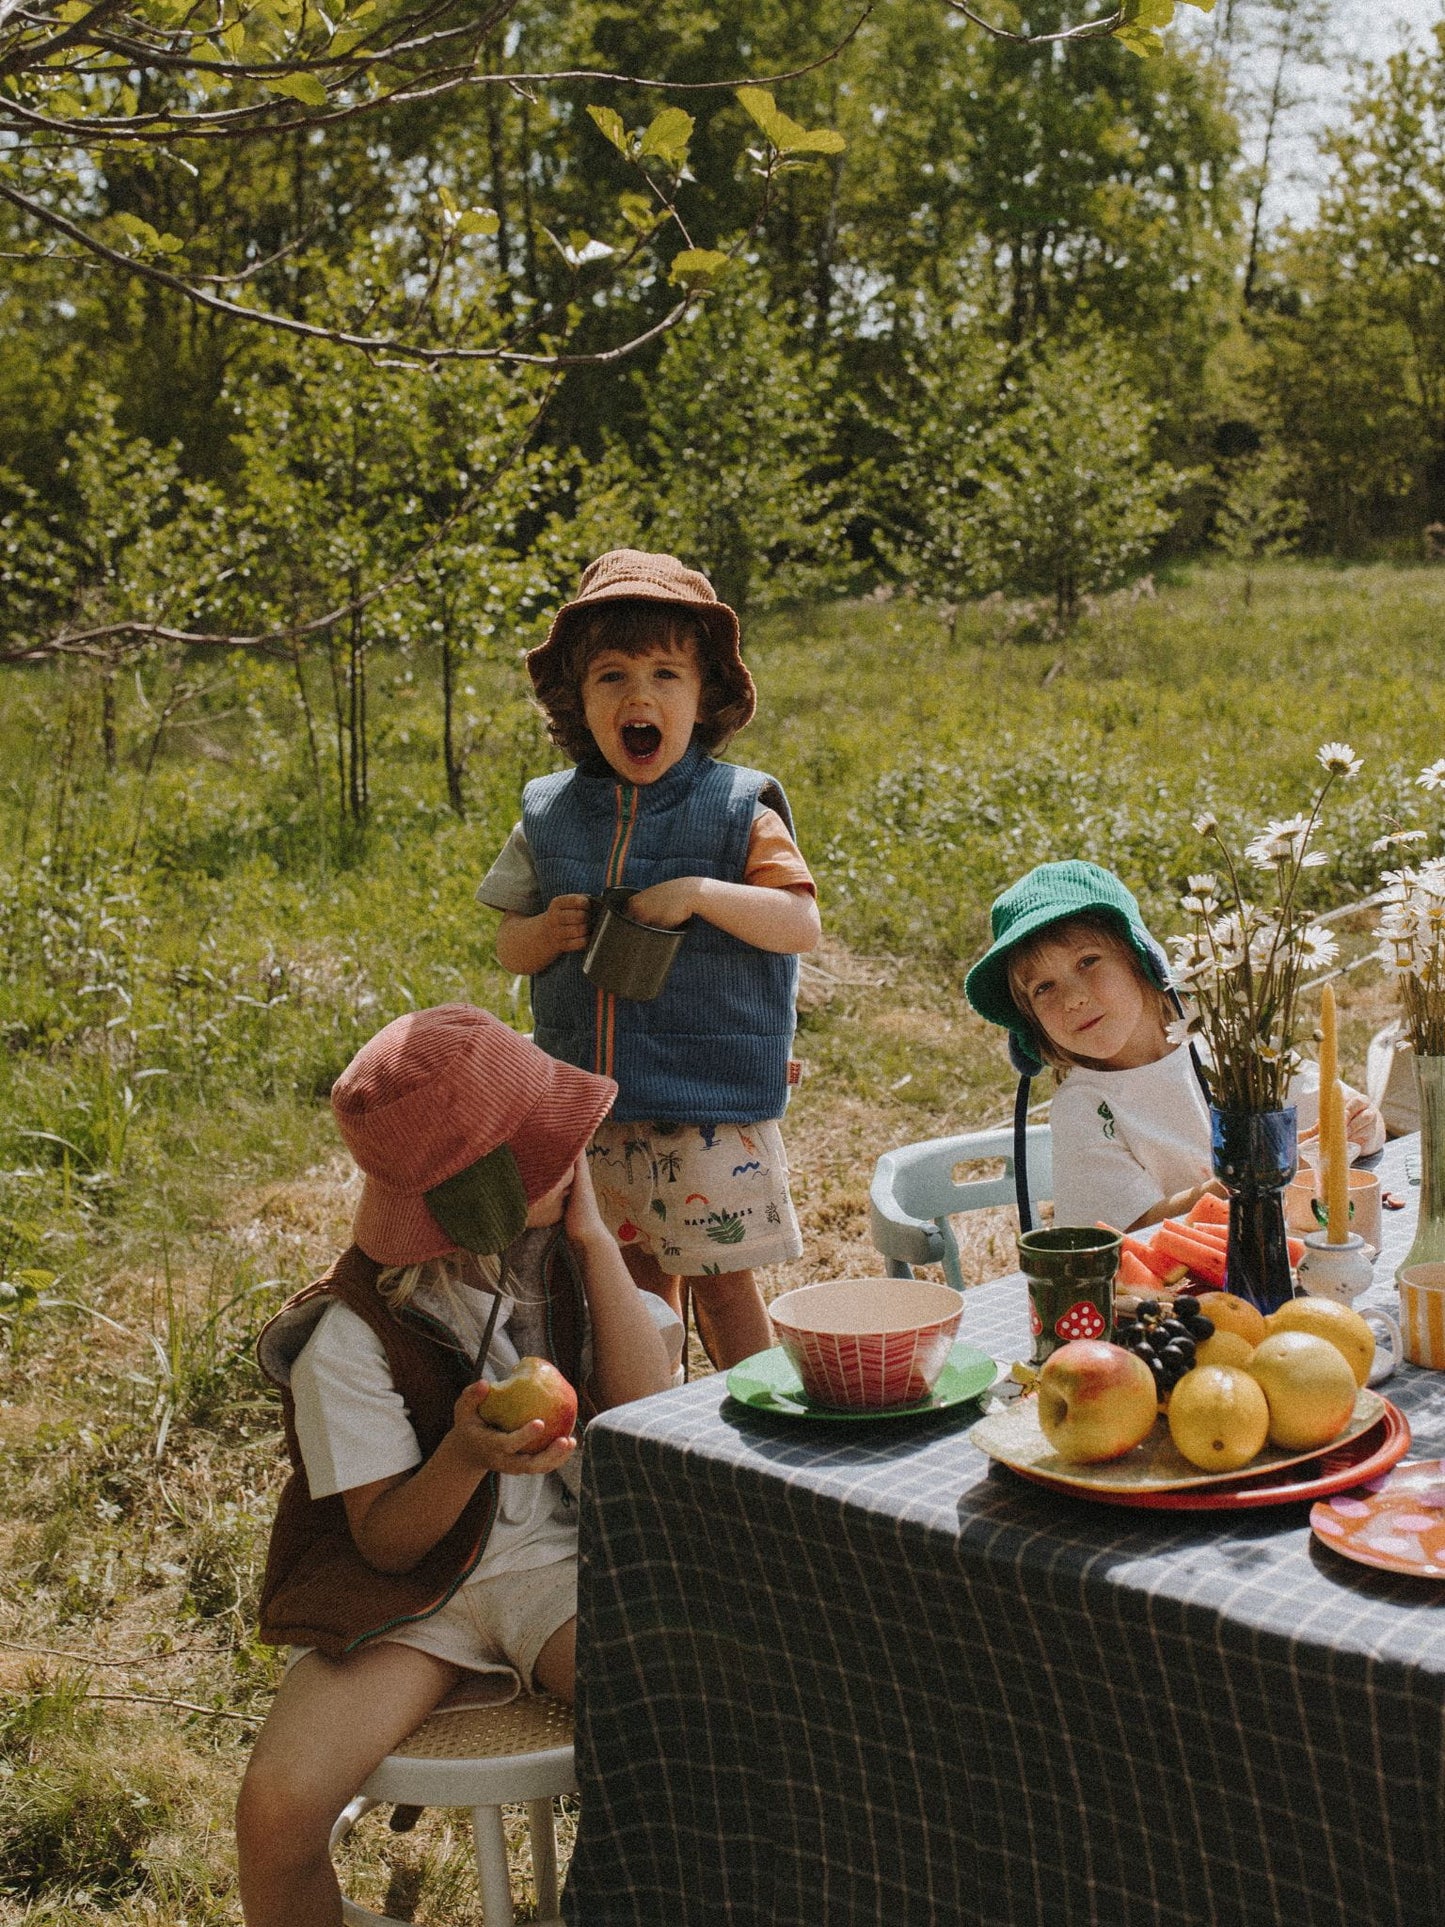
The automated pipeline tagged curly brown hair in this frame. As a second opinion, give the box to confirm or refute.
[531,599,753,763]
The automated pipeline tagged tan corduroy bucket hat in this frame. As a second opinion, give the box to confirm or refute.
[526,549,756,745]
[331,1004,616,1266]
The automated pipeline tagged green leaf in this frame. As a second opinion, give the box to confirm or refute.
[1115,24,1166,55]
[618,190,661,233]
[266,72,330,108]
[668,247,730,287]
[453,209,500,238]
[587,105,631,156]
[639,106,694,169]
[734,86,844,158]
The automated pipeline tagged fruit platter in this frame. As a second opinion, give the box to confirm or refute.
[973,1282,1411,1508]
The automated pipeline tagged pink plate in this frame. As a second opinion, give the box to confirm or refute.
[1311,1458,1445,1578]
[1007,1401,1411,1511]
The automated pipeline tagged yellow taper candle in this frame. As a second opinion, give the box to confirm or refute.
[1318,983,1338,1101]
[1325,1078,1350,1243]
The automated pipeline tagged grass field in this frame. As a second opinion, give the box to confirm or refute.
[2,559,1442,1922]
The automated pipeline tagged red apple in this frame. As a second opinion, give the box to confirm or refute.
[480,1357,578,1450]
[1036,1340,1158,1464]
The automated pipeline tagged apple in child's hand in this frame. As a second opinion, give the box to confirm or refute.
[1036,1340,1158,1464]
[479,1358,578,1450]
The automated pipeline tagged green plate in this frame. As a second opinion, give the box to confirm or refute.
[725,1342,1000,1422]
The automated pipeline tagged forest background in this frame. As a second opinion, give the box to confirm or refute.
[5,0,1445,1920]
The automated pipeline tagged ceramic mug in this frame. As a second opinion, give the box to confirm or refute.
[1399,1262,1445,1371]
[1017,1226,1120,1367]
[1285,1167,1382,1249]
[581,888,687,1001]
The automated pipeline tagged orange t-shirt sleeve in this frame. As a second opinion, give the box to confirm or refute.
[744,806,816,895]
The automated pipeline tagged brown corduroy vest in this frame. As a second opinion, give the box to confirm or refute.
[256,1237,586,1660]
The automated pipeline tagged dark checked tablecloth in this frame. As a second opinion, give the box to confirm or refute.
[566,1136,1445,1927]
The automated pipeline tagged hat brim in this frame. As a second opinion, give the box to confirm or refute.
[351,1054,617,1267]
[965,904,1171,1074]
[526,590,756,735]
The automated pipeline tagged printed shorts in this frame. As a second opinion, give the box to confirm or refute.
[587,1118,804,1275]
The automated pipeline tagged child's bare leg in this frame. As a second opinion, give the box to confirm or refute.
[623,1244,683,1318]
[688,1268,772,1370]
[236,1643,460,1927]
[532,1615,577,1703]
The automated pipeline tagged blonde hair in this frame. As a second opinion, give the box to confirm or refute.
[377,1250,502,1310]
[1005,911,1173,1075]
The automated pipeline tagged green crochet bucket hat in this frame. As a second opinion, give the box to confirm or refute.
[965,861,1170,1075]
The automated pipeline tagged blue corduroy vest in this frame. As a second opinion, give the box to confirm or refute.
[524,740,799,1123]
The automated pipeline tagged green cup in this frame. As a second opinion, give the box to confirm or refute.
[1017,1226,1122,1366]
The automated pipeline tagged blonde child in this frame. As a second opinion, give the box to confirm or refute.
[477,549,821,1368]
[235,1004,677,1927]
[965,861,1383,1232]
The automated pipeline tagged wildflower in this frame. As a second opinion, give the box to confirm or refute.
[1372,830,1428,852]
[1417,759,1445,792]
[1193,812,1218,838]
[1317,742,1362,778]
[1187,873,1219,896]
[1182,892,1218,917]
[1296,925,1338,970]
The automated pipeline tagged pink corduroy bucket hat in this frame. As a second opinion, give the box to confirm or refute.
[330,1004,616,1267]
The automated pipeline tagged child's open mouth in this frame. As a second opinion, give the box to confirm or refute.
[620,722,662,760]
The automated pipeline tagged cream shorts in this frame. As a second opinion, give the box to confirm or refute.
[587,1117,803,1275]
[290,1557,576,1702]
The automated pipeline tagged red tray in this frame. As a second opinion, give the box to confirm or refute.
[1007,1400,1411,1511]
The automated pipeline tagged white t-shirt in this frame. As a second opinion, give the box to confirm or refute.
[1049,1045,1328,1233]
[289,1271,578,1582]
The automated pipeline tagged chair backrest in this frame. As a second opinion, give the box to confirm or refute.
[869,1126,1053,1291]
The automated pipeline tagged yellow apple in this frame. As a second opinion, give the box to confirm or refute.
[1036,1340,1158,1464]
[480,1357,578,1450]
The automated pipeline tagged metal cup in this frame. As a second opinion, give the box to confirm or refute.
[582,888,687,1002]
[1017,1226,1121,1366]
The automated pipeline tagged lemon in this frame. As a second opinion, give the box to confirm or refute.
[1247,1331,1358,1450]
[1264,1296,1374,1388]
[1167,1364,1270,1472]
[1193,1291,1268,1348]
[1193,1328,1256,1371]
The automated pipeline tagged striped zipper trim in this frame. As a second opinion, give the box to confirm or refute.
[594,781,639,1080]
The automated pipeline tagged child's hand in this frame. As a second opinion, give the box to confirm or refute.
[562,1150,609,1247]
[541,894,592,955]
[624,878,701,929]
[1344,1094,1385,1157]
[448,1382,576,1476]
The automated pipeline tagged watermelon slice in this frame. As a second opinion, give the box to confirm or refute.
[1154,1221,1228,1289]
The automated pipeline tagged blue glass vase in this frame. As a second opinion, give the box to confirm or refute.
[1210,1106,1299,1315]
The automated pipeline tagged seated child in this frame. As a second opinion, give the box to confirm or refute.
[477,548,821,1369]
[235,1003,678,1927]
[965,861,1384,1232]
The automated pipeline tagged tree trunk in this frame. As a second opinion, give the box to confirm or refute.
[100,659,118,772]
[442,622,465,817]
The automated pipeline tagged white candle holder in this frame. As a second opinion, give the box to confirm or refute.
[1295,1228,1376,1305]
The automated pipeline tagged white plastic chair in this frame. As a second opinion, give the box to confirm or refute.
[329,1695,577,1927]
[869,1126,1053,1291]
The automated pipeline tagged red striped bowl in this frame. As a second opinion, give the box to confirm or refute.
[769,1278,965,1411]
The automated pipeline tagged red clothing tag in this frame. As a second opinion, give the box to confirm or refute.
[787,1058,803,1087]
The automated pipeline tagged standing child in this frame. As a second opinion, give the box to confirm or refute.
[964,861,1383,1232]
[235,1003,676,1927]
[477,549,821,1369]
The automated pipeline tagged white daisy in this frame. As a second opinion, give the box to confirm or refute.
[1296,925,1339,970]
[1317,742,1363,777]
[1416,759,1445,792]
